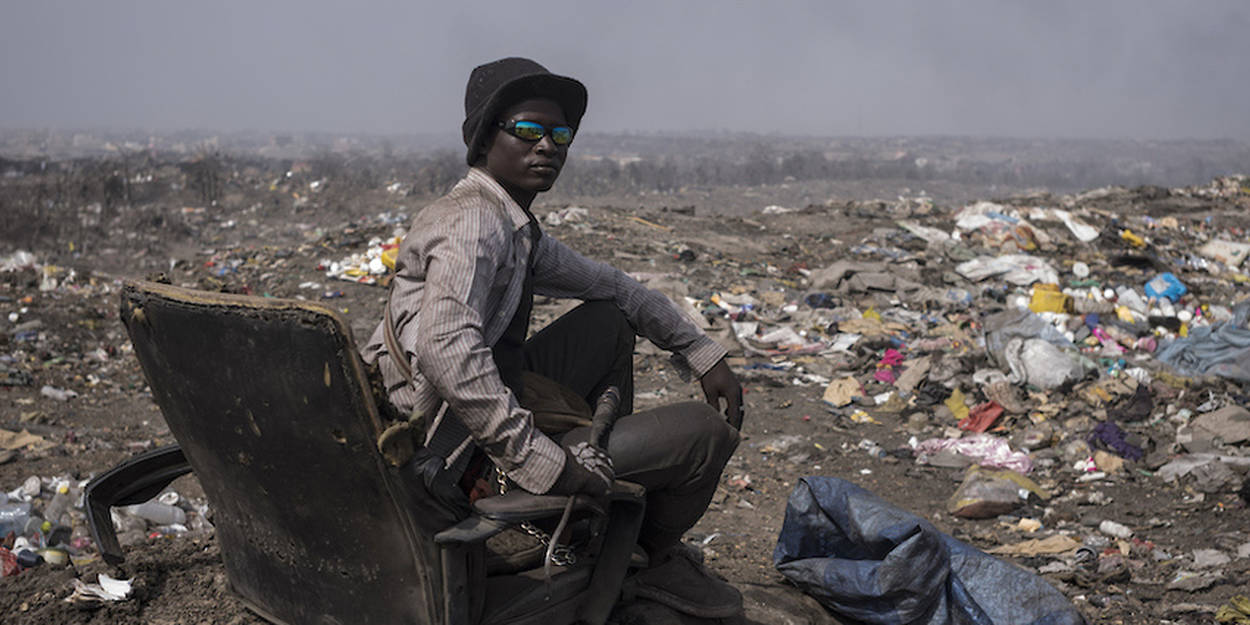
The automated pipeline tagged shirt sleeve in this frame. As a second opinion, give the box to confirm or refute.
[411,206,564,493]
[531,234,727,377]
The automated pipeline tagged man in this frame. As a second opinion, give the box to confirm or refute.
[362,57,744,618]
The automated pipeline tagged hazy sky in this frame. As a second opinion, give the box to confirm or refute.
[3,1,1248,139]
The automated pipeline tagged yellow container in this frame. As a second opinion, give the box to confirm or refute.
[1029,284,1073,314]
[381,247,398,271]
[1120,229,1147,248]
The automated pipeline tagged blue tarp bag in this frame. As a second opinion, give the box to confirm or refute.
[774,477,1085,625]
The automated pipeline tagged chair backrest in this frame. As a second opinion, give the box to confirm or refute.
[120,280,442,625]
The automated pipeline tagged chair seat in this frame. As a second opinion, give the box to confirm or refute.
[482,563,595,625]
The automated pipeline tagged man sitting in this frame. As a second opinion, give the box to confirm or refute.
[362,57,745,619]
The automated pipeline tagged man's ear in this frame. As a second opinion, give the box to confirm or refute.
[472,134,494,167]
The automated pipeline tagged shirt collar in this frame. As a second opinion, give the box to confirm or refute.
[467,167,533,232]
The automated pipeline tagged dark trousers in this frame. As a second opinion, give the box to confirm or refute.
[522,301,740,554]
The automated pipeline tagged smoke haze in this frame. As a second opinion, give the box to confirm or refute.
[3,0,1248,139]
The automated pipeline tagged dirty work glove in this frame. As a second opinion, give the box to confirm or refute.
[548,442,613,497]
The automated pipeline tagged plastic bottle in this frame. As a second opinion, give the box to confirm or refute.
[43,487,74,525]
[1099,520,1133,539]
[0,502,32,536]
[121,501,186,526]
[1115,287,1149,315]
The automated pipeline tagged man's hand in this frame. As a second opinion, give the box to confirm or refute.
[548,441,614,497]
[700,358,744,430]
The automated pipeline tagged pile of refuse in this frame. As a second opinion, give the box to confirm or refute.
[306,176,1250,607]
[2,171,1249,621]
[537,175,1250,616]
[1,473,210,584]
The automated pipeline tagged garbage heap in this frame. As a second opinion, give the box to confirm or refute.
[538,175,1250,611]
[1,173,1247,619]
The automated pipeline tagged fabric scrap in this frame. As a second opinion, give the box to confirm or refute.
[1088,421,1144,461]
[959,402,1005,433]
[1156,300,1250,382]
[913,434,1033,474]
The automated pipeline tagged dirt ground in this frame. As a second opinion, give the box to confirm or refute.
[1,165,1248,624]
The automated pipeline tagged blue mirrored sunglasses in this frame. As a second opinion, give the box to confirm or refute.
[495,120,574,146]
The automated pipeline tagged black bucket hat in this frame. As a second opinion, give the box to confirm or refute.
[462,57,588,166]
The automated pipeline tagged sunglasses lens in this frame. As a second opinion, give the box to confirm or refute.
[511,121,546,141]
[551,126,573,145]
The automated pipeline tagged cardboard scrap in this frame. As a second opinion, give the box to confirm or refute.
[0,428,55,451]
[1198,239,1250,268]
[836,317,909,338]
[893,356,931,393]
[1093,449,1125,474]
[1191,405,1250,445]
[988,534,1081,556]
[822,377,863,408]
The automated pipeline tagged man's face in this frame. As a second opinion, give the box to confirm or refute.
[482,98,569,201]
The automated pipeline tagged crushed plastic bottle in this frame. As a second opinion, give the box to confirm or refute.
[1099,520,1134,539]
[0,501,32,536]
[121,500,186,526]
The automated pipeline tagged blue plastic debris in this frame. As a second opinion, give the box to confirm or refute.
[1144,272,1186,302]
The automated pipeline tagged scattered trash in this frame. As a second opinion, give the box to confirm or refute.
[1188,405,1250,446]
[1199,240,1250,268]
[67,573,133,604]
[1217,595,1250,624]
[1155,301,1250,381]
[913,433,1034,474]
[121,500,187,526]
[987,534,1081,556]
[1144,272,1187,302]
[0,429,55,453]
[1003,338,1084,389]
[39,385,78,402]
[544,205,589,226]
[2,150,1248,622]
[947,466,1047,519]
[821,377,862,407]
[1099,520,1133,540]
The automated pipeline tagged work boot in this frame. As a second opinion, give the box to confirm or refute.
[624,544,743,618]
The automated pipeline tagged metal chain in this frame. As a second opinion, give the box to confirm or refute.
[496,468,576,566]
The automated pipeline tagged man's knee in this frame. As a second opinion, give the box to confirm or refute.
[674,401,740,464]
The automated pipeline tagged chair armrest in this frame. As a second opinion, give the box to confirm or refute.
[433,493,603,547]
[432,515,510,546]
[432,481,645,547]
[472,491,604,523]
[84,445,193,565]
[606,480,646,503]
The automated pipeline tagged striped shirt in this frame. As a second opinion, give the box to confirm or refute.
[361,167,727,494]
